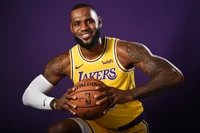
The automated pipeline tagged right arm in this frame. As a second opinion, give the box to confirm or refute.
[22,51,76,112]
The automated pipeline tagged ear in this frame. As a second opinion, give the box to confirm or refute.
[98,16,102,28]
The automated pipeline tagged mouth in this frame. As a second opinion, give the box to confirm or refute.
[80,32,93,40]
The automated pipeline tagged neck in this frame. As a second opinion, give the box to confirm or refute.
[80,37,105,60]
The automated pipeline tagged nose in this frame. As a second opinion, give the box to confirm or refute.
[80,22,89,31]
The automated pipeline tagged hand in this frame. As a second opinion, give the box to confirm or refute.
[55,87,77,115]
[94,84,132,114]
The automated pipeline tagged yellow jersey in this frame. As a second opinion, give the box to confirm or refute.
[69,36,144,128]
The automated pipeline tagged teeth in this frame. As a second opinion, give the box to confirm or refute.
[82,34,90,39]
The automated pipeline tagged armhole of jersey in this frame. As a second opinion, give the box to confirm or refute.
[114,39,134,72]
[69,49,74,80]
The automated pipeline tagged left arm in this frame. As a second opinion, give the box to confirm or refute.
[118,40,184,100]
[95,40,184,111]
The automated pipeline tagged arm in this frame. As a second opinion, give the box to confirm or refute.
[22,74,55,110]
[95,40,184,112]
[22,51,72,110]
[117,40,184,100]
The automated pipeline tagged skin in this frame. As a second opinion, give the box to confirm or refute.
[45,7,184,133]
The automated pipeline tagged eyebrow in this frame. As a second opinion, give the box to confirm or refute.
[73,17,94,23]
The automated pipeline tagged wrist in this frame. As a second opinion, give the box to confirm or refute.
[53,101,57,110]
[50,98,57,110]
[127,90,134,101]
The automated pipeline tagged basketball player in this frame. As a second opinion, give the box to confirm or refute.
[22,3,184,133]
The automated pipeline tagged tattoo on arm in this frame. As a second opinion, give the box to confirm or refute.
[118,40,184,99]
[131,67,180,99]
[118,41,145,60]
[43,52,69,82]
[118,41,160,76]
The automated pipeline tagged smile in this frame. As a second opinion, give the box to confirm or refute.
[80,32,93,40]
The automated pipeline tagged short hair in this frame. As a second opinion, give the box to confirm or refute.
[70,3,97,14]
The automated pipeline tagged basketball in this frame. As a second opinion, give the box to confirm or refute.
[70,78,109,120]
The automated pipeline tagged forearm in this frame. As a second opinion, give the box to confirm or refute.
[22,74,55,110]
[130,67,184,100]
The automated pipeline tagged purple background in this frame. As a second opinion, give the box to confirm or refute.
[1,0,200,132]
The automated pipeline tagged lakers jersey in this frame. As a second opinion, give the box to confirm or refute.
[69,37,144,128]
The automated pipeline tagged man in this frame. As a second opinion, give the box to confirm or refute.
[22,3,184,133]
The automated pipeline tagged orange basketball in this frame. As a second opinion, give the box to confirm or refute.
[70,78,109,120]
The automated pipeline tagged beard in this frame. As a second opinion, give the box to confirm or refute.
[73,29,100,49]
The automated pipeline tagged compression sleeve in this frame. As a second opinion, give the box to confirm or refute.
[22,74,55,110]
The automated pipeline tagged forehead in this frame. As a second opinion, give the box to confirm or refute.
[70,7,97,22]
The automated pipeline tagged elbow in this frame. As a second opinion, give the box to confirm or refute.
[22,90,29,106]
[178,73,184,85]
[174,68,184,86]
[22,93,26,105]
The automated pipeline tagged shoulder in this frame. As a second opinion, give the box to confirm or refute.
[117,39,147,50]
[116,39,151,61]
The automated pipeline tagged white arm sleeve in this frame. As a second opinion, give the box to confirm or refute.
[22,74,55,110]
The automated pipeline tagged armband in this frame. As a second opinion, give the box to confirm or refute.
[22,74,55,110]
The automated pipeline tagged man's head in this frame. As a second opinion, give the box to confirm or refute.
[70,4,102,49]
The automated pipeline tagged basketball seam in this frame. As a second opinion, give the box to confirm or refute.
[76,102,108,108]
[71,90,101,95]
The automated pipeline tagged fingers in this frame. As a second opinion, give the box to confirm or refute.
[94,87,113,98]
[56,88,77,113]
[103,100,115,114]
[94,93,115,114]
[93,87,129,114]
[62,87,80,115]
[95,84,107,91]
[94,86,113,105]
[95,94,113,105]
[62,103,76,115]
[58,99,77,115]
[66,87,76,94]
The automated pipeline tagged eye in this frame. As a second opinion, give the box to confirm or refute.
[73,22,80,27]
[87,19,94,24]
